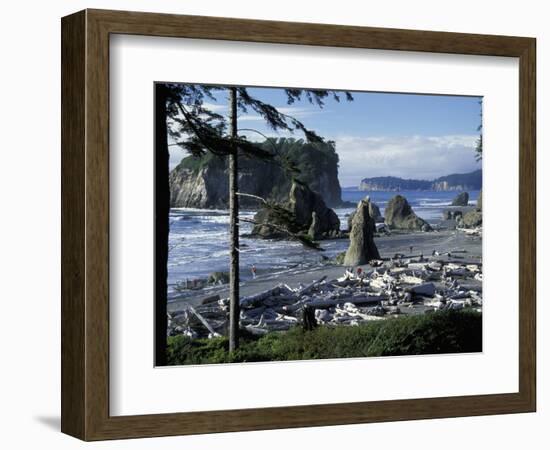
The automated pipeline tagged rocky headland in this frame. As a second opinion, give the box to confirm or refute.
[170,138,343,209]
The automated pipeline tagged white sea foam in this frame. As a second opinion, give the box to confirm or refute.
[171,207,229,214]
[418,201,451,207]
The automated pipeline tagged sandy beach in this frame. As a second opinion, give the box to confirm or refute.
[168,228,482,313]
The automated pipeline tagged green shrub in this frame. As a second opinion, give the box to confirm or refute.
[166,309,482,365]
[176,152,220,173]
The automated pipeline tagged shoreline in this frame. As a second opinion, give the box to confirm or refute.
[167,190,480,287]
[168,227,482,313]
[167,225,482,339]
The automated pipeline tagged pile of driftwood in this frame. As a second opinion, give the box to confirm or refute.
[456,226,482,237]
[167,255,483,339]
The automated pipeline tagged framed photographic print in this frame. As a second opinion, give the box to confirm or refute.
[61,9,536,440]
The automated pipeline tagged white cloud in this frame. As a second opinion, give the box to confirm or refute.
[275,106,322,117]
[169,145,186,171]
[334,134,481,187]
[201,102,228,113]
[238,105,322,123]
[236,114,264,122]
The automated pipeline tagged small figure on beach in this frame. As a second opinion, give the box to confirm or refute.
[409,245,413,254]
[251,265,257,279]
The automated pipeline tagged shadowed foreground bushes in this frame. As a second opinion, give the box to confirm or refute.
[166,309,482,365]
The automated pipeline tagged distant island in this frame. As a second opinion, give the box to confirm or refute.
[358,169,482,192]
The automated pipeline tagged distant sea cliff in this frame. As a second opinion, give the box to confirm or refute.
[358,169,482,192]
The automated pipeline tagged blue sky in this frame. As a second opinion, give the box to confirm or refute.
[168,86,482,187]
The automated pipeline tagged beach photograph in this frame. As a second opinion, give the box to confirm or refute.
[154,83,483,366]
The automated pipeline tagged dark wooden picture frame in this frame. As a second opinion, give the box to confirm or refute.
[61,9,536,441]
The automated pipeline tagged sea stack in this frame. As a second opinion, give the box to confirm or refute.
[384,195,432,231]
[451,192,469,206]
[347,197,383,231]
[368,200,383,223]
[308,211,322,240]
[287,181,340,233]
[252,181,340,239]
[343,199,380,266]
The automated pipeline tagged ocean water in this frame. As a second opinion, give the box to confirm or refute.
[167,189,480,297]
[340,189,480,222]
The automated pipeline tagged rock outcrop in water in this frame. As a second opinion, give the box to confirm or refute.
[308,212,322,240]
[443,210,463,221]
[384,195,432,231]
[451,192,469,206]
[461,209,482,228]
[251,181,340,240]
[289,182,340,234]
[460,189,482,228]
[170,138,343,209]
[369,201,383,223]
[444,190,482,229]
[347,198,383,231]
[344,199,380,266]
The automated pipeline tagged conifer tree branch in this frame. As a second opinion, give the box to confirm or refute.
[240,218,323,251]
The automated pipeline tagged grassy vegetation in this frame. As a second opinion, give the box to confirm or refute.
[176,151,221,173]
[166,309,482,365]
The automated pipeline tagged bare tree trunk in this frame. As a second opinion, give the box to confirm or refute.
[228,87,240,351]
[154,84,169,366]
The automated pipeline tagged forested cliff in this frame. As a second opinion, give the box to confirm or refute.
[170,138,343,209]
[359,169,482,192]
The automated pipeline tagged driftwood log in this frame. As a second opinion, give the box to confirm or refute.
[168,248,483,339]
